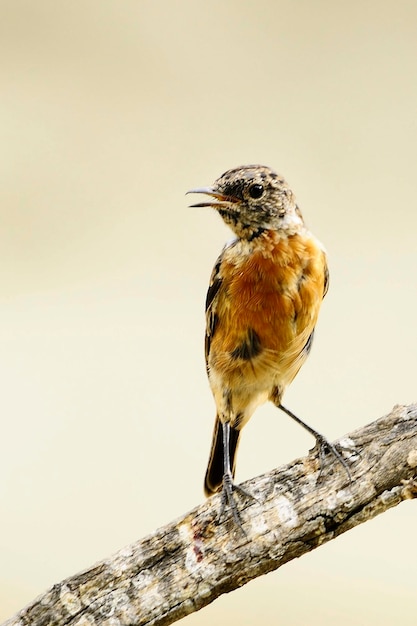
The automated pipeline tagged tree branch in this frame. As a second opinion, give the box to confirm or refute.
[3,403,417,626]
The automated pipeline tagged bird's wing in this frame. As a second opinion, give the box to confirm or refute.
[323,254,329,298]
[204,249,225,368]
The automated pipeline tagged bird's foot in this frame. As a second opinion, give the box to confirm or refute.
[314,433,352,483]
[218,472,258,534]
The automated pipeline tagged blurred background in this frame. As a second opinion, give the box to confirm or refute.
[1,1,416,623]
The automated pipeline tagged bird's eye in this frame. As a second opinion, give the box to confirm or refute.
[248,183,264,199]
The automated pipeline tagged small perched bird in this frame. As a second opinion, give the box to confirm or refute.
[188,165,348,526]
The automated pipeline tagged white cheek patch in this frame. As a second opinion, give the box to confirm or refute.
[280,209,304,233]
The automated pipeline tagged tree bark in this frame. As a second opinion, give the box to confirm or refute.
[3,403,417,626]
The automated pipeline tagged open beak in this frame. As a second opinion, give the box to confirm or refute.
[186,187,238,208]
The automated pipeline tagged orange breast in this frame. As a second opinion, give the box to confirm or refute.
[208,230,327,385]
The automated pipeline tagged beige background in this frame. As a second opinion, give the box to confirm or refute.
[1,1,417,623]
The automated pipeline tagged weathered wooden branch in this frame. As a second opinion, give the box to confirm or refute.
[3,403,417,626]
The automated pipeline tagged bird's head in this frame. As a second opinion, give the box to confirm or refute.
[187,165,304,240]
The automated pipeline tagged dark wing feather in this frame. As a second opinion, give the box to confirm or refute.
[323,254,329,298]
[204,251,224,367]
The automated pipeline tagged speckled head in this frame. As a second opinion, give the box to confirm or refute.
[188,164,304,239]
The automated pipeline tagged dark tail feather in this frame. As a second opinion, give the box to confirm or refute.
[204,416,240,497]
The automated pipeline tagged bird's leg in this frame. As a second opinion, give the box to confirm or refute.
[218,422,256,533]
[278,404,352,481]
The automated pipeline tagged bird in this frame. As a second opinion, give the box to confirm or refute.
[187,164,348,527]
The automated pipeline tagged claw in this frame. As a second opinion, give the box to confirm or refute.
[218,471,257,535]
[278,404,353,483]
[314,434,352,483]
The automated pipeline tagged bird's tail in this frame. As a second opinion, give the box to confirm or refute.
[204,416,241,497]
